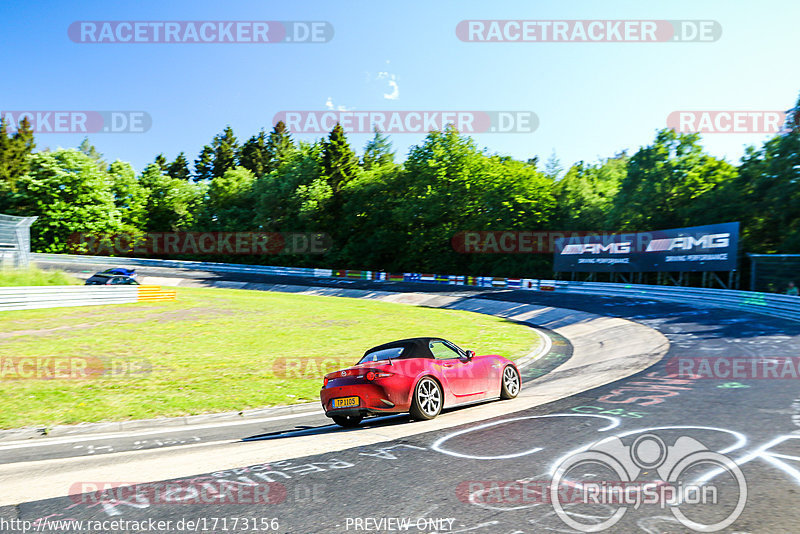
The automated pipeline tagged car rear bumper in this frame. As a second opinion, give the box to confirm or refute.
[323,407,391,418]
[320,382,408,417]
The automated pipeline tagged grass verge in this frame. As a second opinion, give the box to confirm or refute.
[0,286,540,428]
[0,266,81,287]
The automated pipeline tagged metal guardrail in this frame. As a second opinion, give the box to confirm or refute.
[0,285,139,311]
[0,284,176,312]
[546,280,800,323]
[31,252,332,278]
[32,253,800,322]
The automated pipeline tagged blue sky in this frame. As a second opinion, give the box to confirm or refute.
[2,0,798,173]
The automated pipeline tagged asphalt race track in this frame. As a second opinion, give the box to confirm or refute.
[3,261,800,533]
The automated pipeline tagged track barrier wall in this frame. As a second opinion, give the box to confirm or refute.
[30,253,800,322]
[0,284,176,311]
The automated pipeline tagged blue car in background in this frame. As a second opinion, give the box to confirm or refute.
[84,268,139,285]
[99,268,137,278]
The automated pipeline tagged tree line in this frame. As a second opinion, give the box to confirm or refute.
[0,93,798,279]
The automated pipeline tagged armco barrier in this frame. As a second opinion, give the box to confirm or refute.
[549,280,800,323]
[0,285,176,311]
[32,253,800,322]
[32,252,333,279]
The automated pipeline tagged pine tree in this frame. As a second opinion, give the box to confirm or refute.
[0,117,36,193]
[167,152,191,181]
[545,150,563,180]
[211,126,239,178]
[783,92,800,135]
[239,131,268,177]
[153,153,168,172]
[12,116,35,157]
[322,123,359,194]
[10,117,35,188]
[194,145,214,181]
[78,137,106,169]
[0,119,11,191]
[361,127,395,170]
[265,121,294,174]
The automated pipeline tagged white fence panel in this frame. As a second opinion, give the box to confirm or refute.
[0,286,140,312]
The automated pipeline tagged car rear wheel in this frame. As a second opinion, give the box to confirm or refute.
[500,365,520,399]
[410,377,442,421]
[331,415,363,428]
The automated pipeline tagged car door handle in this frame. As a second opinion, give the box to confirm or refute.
[441,363,455,368]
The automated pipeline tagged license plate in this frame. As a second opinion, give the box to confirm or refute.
[332,396,359,408]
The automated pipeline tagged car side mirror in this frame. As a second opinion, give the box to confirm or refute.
[465,350,475,360]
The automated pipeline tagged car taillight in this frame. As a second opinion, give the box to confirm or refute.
[323,376,329,386]
[365,371,392,380]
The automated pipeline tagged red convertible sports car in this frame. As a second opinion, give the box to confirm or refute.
[320,337,521,427]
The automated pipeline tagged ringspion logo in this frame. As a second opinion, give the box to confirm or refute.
[551,434,746,532]
[68,21,333,43]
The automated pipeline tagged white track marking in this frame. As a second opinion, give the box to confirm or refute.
[432,414,620,460]
[515,328,553,370]
[0,410,324,451]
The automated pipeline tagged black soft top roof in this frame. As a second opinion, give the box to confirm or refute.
[364,337,450,359]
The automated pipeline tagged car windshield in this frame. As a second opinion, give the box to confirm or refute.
[357,346,404,364]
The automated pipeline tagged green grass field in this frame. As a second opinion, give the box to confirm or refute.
[0,267,80,286]
[0,286,540,429]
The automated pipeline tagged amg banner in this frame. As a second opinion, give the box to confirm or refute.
[553,222,739,272]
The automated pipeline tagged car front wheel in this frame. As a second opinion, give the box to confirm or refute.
[410,377,442,421]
